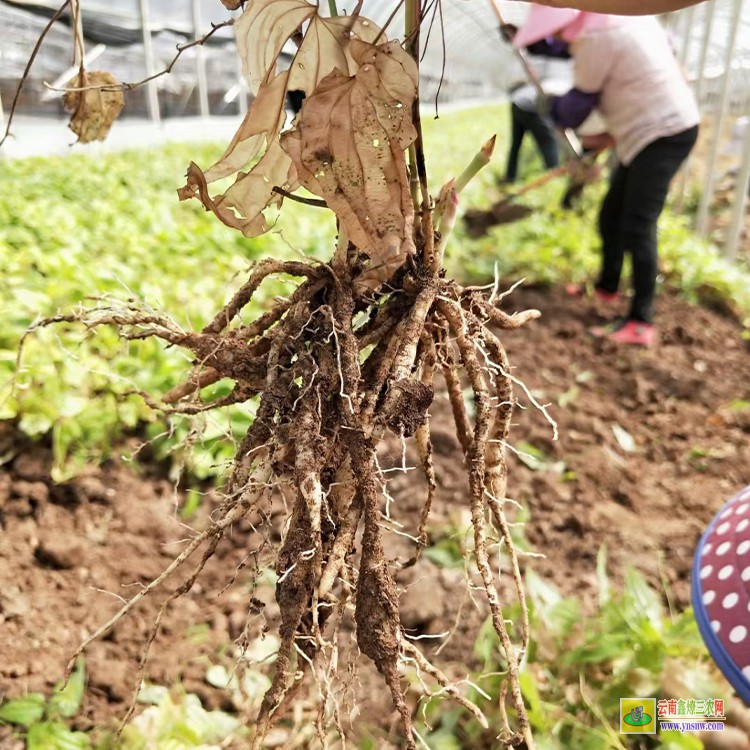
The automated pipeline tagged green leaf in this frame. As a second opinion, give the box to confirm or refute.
[473,616,500,665]
[242,670,272,701]
[546,598,582,639]
[179,489,202,520]
[519,670,550,734]
[623,567,664,629]
[516,442,546,471]
[136,683,169,706]
[557,385,579,408]
[0,693,46,726]
[421,728,462,750]
[49,658,86,718]
[26,721,91,750]
[424,540,464,569]
[205,664,236,690]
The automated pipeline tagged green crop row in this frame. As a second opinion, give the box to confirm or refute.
[0,143,317,480]
[2,106,748,481]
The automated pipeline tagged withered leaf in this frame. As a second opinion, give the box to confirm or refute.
[235,0,317,94]
[235,0,381,94]
[179,139,296,237]
[228,2,380,176]
[203,70,290,183]
[220,0,243,9]
[286,14,382,94]
[178,73,298,237]
[181,2,383,239]
[281,40,419,293]
[202,10,381,183]
[63,71,125,144]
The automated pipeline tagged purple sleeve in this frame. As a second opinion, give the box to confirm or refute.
[526,37,571,59]
[549,88,599,129]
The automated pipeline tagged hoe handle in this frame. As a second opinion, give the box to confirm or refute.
[487,0,582,159]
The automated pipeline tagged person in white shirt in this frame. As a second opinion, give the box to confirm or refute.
[500,35,573,182]
[515,6,700,347]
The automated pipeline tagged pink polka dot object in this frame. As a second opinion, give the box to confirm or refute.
[692,483,750,703]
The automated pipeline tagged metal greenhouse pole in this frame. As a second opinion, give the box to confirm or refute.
[724,121,750,262]
[138,0,161,124]
[694,0,716,106]
[678,4,696,66]
[671,3,699,211]
[673,0,716,212]
[696,0,743,238]
[192,0,210,117]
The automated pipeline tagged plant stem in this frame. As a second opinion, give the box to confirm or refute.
[405,0,430,212]
[455,135,496,194]
[328,0,338,17]
[0,0,71,148]
[408,145,420,210]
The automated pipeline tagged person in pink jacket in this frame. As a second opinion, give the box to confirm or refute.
[515,7,700,346]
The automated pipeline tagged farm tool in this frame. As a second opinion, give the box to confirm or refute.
[464,149,605,235]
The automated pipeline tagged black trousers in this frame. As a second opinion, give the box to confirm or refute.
[505,103,560,183]
[596,125,698,323]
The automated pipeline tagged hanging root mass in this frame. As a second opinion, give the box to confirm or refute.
[42,243,540,748]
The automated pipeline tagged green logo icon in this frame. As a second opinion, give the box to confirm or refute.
[620,698,656,734]
[623,706,652,726]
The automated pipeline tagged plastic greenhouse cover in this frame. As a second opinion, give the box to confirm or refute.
[1,0,235,43]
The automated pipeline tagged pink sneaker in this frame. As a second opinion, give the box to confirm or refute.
[589,319,656,347]
[565,283,620,303]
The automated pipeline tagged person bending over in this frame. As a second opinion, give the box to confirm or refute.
[515,6,699,347]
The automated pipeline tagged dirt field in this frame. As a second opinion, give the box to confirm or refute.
[1,284,749,742]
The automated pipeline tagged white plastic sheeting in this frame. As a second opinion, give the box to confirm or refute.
[0,0,526,117]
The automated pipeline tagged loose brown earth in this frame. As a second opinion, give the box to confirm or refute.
[1,284,749,743]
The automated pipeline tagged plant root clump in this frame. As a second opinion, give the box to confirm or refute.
[34,241,542,748]
[13,0,544,745]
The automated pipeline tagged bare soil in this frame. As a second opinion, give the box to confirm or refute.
[1,285,749,741]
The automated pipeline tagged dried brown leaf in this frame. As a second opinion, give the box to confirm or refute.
[235,0,317,95]
[203,70,289,183]
[203,7,382,182]
[235,0,380,94]
[220,0,243,9]
[181,2,385,240]
[63,70,124,144]
[281,40,418,293]
[287,14,382,93]
[179,139,296,237]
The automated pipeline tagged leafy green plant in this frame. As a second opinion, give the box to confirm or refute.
[0,660,90,749]
[416,553,726,750]
[449,176,750,330]
[0,144,288,480]
[115,690,243,750]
